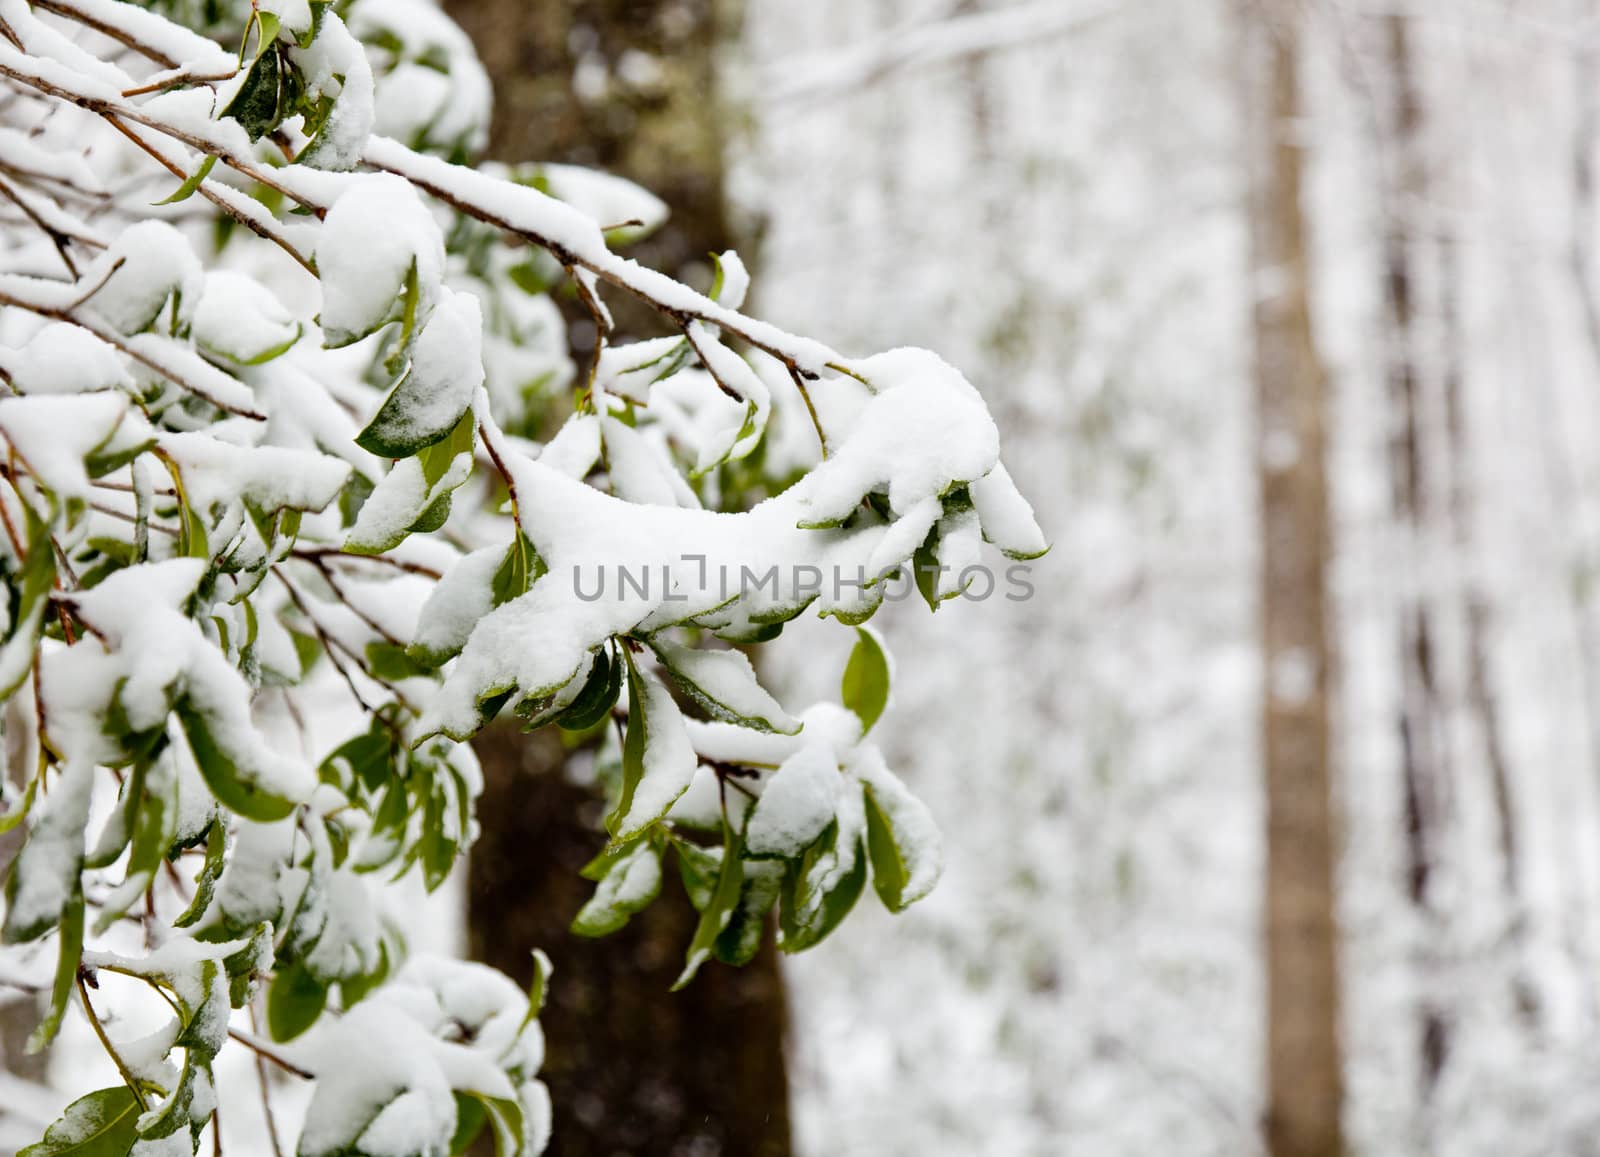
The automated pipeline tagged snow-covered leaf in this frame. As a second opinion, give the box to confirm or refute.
[17,1087,141,1157]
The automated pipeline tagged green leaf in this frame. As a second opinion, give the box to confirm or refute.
[491,530,544,608]
[605,656,696,840]
[219,43,283,140]
[134,1047,206,1141]
[478,1096,527,1157]
[910,523,964,613]
[364,640,429,683]
[417,788,456,892]
[319,723,394,796]
[839,626,890,735]
[4,759,92,946]
[18,1087,140,1157]
[354,278,481,458]
[712,861,782,967]
[570,838,661,938]
[91,756,178,934]
[27,885,83,1054]
[671,837,721,911]
[672,825,745,991]
[344,411,476,556]
[266,959,328,1042]
[449,1093,487,1156]
[553,645,621,733]
[154,154,217,206]
[650,638,800,735]
[0,773,38,835]
[0,512,58,700]
[173,820,227,929]
[250,10,283,55]
[337,937,391,1009]
[862,784,921,912]
[778,822,866,953]
[338,471,374,528]
[221,923,273,1008]
[175,701,297,823]
[525,948,552,1019]
[324,258,418,352]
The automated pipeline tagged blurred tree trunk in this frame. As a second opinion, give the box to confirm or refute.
[1380,14,1453,1104]
[447,0,737,330]
[442,2,793,1155]
[1241,4,1345,1156]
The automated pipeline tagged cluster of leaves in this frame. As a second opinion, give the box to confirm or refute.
[0,0,1043,1154]
[572,627,937,988]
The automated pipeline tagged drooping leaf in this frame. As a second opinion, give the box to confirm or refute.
[672,825,746,991]
[570,838,661,938]
[606,656,697,841]
[175,701,298,823]
[711,860,782,967]
[355,290,484,458]
[553,644,621,733]
[839,626,891,735]
[651,637,800,735]
[449,1093,487,1156]
[172,820,227,929]
[778,821,866,953]
[266,959,328,1042]
[27,885,83,1054]
[671,837,721,913]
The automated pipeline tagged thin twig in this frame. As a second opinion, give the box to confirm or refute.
[303,556,405,648]
[248,1004,287,1157]
[290,547,443,581]
[0,173,83,275]
[478,421,522,522]
[102,116,315,275]
[78,972,151,1111]
[270,568,406,726]
[122,69,236,99]
[227,1027,313,1081]
[0,281,266,419]
[0,53,326,221]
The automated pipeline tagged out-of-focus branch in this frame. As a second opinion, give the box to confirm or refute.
[764,0,1119,108]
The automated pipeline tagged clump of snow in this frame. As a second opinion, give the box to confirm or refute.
[0,323,131,395]
[745,744,839,858]
[315,174,444,347]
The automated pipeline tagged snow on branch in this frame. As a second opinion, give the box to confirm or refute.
[0,2,1045,1155]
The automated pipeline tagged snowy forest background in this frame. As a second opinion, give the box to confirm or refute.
[762,1,1600,1153]
[5,0,1599,1155]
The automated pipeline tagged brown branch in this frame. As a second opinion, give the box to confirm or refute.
[0,173,86,276]
[0,281,266,419]
[361,143,840,388]
[102,116,315,275]
[0,53,324,217]
[227,1027,313,1081]
[290,547,443,581]
[32,0,182,69]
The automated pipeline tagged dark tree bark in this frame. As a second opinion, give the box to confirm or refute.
[445,0,737,338]
[469,727,791,1157]
[1241,4,1346,1155]
[442,2,793,1154]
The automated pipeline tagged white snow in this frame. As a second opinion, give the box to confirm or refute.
[744,744,839,858]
